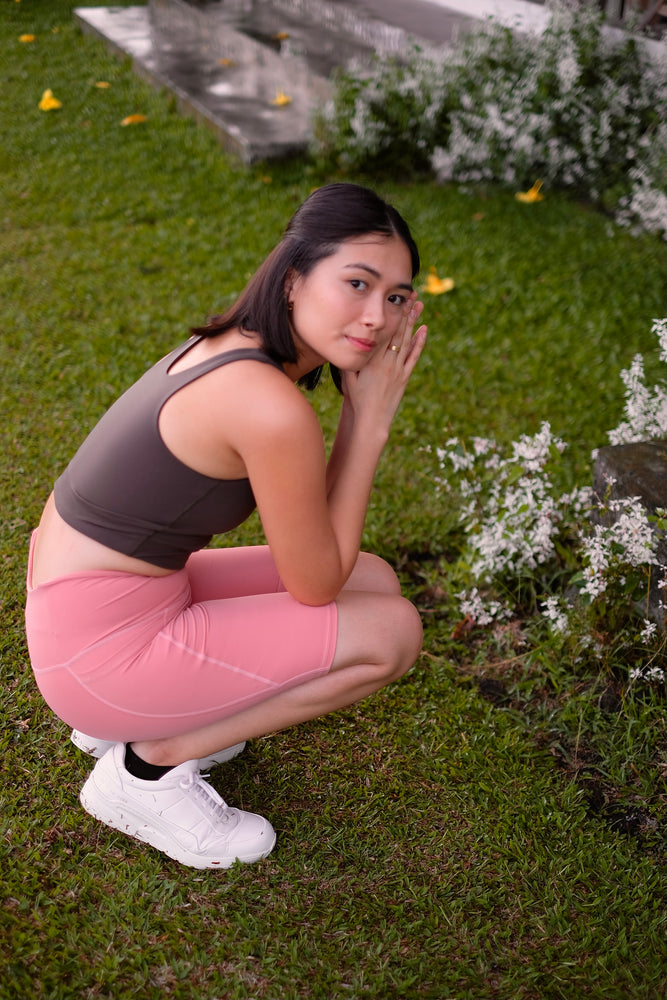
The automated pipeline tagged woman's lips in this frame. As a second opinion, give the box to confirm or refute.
[346,336,376,352]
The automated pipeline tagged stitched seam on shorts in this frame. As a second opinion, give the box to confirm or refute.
[30,605,180,675]
[59,669,279,720]
[159,633,281,689]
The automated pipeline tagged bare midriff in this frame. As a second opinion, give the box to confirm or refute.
[31,493,175,588]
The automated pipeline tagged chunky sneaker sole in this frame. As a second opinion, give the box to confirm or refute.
[80,743,276,869]
[70,729,246,771]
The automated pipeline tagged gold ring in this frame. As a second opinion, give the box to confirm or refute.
[389,344,400,353]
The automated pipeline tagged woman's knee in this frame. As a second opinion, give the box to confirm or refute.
[347,552,402,595]
[333,591,423,678]
[390,595,423,675]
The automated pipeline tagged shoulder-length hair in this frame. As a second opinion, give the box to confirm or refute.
[191,183,420,390]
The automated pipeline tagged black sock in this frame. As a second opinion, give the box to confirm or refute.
[124,742,175,781]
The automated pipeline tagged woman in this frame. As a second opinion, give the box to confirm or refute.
[25,183,427,870]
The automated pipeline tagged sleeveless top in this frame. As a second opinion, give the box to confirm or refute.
[53,339,284,570]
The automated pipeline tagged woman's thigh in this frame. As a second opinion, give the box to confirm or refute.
[27,558,337,741]
[185,545,283,602]
[113,589,338,734]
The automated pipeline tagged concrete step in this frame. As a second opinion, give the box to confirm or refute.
[74,0,473,163]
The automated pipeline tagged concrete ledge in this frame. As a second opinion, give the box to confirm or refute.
[75,5,325,162]
[74,0,474,163]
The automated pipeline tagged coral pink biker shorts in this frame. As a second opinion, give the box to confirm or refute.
[25,535,337,741]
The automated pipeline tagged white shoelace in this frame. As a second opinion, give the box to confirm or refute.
[179,771,233,825]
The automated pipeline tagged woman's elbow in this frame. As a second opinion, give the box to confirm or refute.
[276,548,347,606]
[281,565,346,607]
[286,581,342,607]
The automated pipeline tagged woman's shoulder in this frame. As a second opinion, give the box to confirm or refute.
[160,344,320,480]
[229,357,315,427]
[184,345,314,429]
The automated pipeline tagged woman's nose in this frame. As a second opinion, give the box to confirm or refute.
[361,296,386,329]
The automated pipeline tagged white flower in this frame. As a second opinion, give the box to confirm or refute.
[639,619,658,643]
[448,451,476,474]
[629,665,666,683]
[655,317,667,365]
[456,587,509,626]
[542,596,570,635]
[609,318,667,444]
[579,496,657,601]
[580,527,612,600]
[472,436,494,456]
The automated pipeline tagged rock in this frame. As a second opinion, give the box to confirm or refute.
[593,441,667,624]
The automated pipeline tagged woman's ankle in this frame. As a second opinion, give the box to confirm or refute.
[124,742,175,780]
[129,739,181,768]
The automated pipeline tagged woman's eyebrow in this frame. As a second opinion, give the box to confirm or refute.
[343,262,413,291]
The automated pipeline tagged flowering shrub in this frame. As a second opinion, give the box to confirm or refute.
[313,47,452,175]
[314,0,667,238]
[434,317,667,686]
[435,424,583,605]
[609,318,667,443]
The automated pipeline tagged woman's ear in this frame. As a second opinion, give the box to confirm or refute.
[284,267,295,301]
[284,267,300,309]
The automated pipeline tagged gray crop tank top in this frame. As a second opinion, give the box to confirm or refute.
[53,339,284,570]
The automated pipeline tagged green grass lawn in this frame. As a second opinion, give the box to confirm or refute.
[2,3,667,998]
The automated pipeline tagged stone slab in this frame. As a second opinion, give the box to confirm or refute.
[73,0,475,163]
[76,4,322,161]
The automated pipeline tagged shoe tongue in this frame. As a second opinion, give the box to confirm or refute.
[170,758,201,778]
[174,763,229,813]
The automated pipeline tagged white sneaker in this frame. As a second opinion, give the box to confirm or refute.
[79,742,276,869]
[70,729,246,771]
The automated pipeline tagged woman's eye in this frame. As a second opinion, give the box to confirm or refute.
[349,279,367,291]
[388,293,407,306]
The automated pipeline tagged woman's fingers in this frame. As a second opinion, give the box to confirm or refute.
[385,296,425,365]
[404,322,427,369]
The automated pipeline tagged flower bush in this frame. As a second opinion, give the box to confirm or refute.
[313,46,452,175]
[314,0,667,238]
[433,318,667,687]
[609,318,667,443]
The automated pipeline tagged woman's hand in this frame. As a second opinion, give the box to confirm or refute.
[244,296,427,604]
[341,293,427,433]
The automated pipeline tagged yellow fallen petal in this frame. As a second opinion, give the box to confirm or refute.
[273,31,290,40]
[423,267,454,295]
[121,114,147,126]
[515,180,544,203]
[19,34,35,42]
[270,89,292,107]
[218,57,236,67]
[38,89,62,111]
[95,81,111,89]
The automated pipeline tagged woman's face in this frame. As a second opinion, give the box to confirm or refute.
[288,234,414,374]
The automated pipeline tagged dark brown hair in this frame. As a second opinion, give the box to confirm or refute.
[192,183,420,390]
